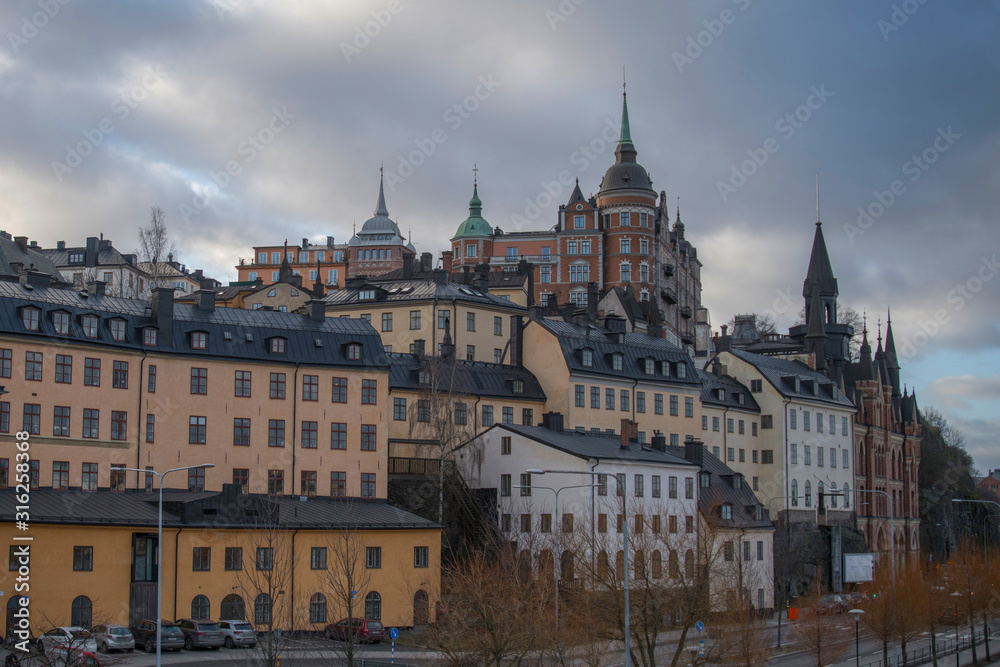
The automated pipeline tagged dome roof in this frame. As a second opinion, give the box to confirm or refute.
[453,184,493,239]
[598,92,655,196]
[358,172,403,236]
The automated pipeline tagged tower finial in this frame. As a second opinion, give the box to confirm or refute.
[619,78,632,145]
[862,308,867,334]
[877,316,882,342]
[676,196,681,223]
[816,174,820,224]
[473,163,478,187]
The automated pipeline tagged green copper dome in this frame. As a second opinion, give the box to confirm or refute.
[453,184,493,239]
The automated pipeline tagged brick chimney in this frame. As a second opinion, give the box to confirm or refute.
[441,250,453,273]
[620,418,638,450]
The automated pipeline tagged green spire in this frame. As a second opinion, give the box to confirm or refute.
[469,184,482,216]
[620,90,632,144]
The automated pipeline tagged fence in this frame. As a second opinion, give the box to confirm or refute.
[857,631,997,667]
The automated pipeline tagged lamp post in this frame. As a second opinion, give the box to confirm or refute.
[120,464,215,667]
[528,468,632,666]
[850,609,866,667]
[514,479,596,634]
[952,591,962,667]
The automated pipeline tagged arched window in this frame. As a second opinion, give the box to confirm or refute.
[561,550,574,581]
[539,550,554,579]
[71,596,92,628]
[634,550,646,579]
[615,550,625,580]
[791,480,799,507]
[5,598,18,637]
[684,549,695,579]
[652,550,662,579]
[254,593,272,625]
[309,593,327,623]
[597,551,610,581]
[191,595,210,620]
[669,550,680,579]
[843,484,850,508]
[830,482,838,509]
[818,482,825,507]
[365,592,381,620]
[805,480,812,508]
[221,594,245,621]
[413,590,430,626]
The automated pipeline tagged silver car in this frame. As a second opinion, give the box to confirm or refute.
[90,624,134,653]
[39,627,98,656]
[174,619,224,650]
[217,620,257,649]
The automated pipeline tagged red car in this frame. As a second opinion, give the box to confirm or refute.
[324,618,385,644]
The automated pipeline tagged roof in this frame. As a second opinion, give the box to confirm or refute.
[696,369,760,412]
[728,349,854,408]
[453,184,493,239]
[665,445,773,530]
[536,318,698,386]
[597,93,654,195]
[0,281,387,368]
[388,353,546,401]
[491,423,698,467]
[0,234,66,281]
[802,222,838,297]
[40,239,148,275]
[352,173,407,246]
[324,277,526,312]
[0,488,439,530]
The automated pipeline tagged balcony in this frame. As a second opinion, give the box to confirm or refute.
[661,287,677,304]
[680,331,696,345]
[680,306,693,319]
[488,254,556,265]
[663,264,674,277]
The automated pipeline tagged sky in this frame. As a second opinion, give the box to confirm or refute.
[1,1,998,470]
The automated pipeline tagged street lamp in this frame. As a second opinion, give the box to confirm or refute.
[514,478,596,634]
[120,463,215,667]
[528,468,632,667]
[952,591,962,667]
[849,609,866,667]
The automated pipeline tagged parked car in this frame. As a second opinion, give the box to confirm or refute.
[817,594,847,615]
[39,627,98,656]
[324,618,385,644]
[89,625,134,654]
[217,620,257,649]
[128,620,184,653]
[174,619,224,650]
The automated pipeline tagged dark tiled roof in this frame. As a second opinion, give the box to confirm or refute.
[537,318,698,386]
[696,369,760,412]
[41,245,147,274]
[0,488,439,530]
[493,424,697,467]
[324,277,526,312]
[0,282,387,368]
[0,236,66,281]
[388,353,546,401]
[665,445,773,530]
[729,349,854,408]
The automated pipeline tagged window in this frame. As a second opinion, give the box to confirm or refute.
[791,443,798,464]
[597,474,607,496]
[73,546,93,571]
[573,384,586,408]
[301,421,318,449]
[685,397,694,418]
[71,595,93,628]
[817,412,824,433]
[830,414,836,434]
[804,445,811,466]
[636,391,646,413]
[668,395,678,416]
[466,345,475,361]
[361,424,377,451]
[843,449,849,468]
[620,262,631,282]
[301,470,317,496]
[256,547,274,571]
[452,401,467,425]
[270,373,286,399]
[392,397,407,421]
[606,388,615,410]
[620,390,629,412]
[653,393,663,415]
[51,461,69,489]
[412,546,430,569]
[330,471,346,497]
[739,420,745,435]
[188,466,206,492]
[270,337,286,354]
[189,416,207,444]
[0,348,10,379]
[540,514,552,533]
[805,480,812,507]
[267,470,284,496]
[51,354,72,384]
[502,406,514,424]
[80,408,99,438]
[24,351,42,381]
[265,419,285,447]
[634,474,644,497]
[142,327,158,346]
[721,504,733,521]
[52,406,70,437]
[192,547,211,571]
[232,469,248,493]
[145,414,155,443]
[581,240,591,254]
[727,418,734,434]
[346,343,361,360]
[520,514,531,533]
[804,411,811,431]
[482,405,493,426]
[761,449,774,464]
[744,541,752,562]
[327,376,347,404]
[111,411,127,440]
[225,547,243,571]
[309,593,327,624]
[191,331,207,349]
[651,475,661,498]
[590,386,600,408]
[190,367,208,394]
[668,476,678,499]
[1,402,10,434]
[818,447,825,467]
[712,417,720,432]
[361,472,376,498]
[110,319,127,342]
[438,309,450,329]
[563,513,574,533]
[570,263,589,282]
[842,416,849,436]
[365,592,382,620]
[499,474,512,497]
[22,307,40,331]
[147,364,156,392]
[362,379,377,404]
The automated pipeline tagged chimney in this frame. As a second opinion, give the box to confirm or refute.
[402,254,413,278]
[651,432,667,452]
[9,262,22,275]
[432,269,448,284]
[86,280,106,296]
[327,236,334,249]
[441,250,453,273]
[462,265,471,284]
[721,325,728,336]
[620,418,638,450]
[196,289,215,313]
[541,412,564,432]
[572,309,589,328]
[307,299,325,322]
[587,282,599,315]
[302,238,308,250]
[421,252,433,271]
[440,320,455,360]
[509,315,523,366]
[57,240,66,250]
[85,237,99,266]
[711,356,722,376]
[683,438,705,466]
[98,238,112,251]
[151,288,175,347]
[14,236,28,253]
[19,270,52,289]
[413,339,425,358]
[476,271,489,294]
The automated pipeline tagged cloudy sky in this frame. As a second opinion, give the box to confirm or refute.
[2,1,998,469]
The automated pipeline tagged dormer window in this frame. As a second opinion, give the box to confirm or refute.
[644,358,655,375]
[290,288,298,297]
[191,331,207,350]
[418,370,431,384]
[22,307,40,331]
[661,360,671,376]
[611,354,623,371]
[143,328,158,346]
[109,319,127,342]
[732,474,742,489]
[721,504,733,520]
[676,363,687,379]
[736,393,745,405]
[52,311,70,334]
[270,337,287,354]
[700,471,711,489]
[581,349,593,367]
[359,289,375,301]
[346,343,362,361]
[82,315,98,338]
[267,289,276,297]
[716,388,725,401]
[68,251,84,264]
[512,380,524,394]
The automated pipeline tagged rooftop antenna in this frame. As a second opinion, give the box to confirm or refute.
[623,66,626,96]
[816,174,821,223]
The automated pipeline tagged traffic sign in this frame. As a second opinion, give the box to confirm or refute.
[694,621,705,633]
[389,627,399,640]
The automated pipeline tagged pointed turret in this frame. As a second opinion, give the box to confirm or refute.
[620,89,632,145]
[803,222,838,299]
[875,333,891,388]
[857,321,875,381]
[806,283,827,371]
[597,87,654,196]
[374,168,389,217]
[278,240,292,283]
[884,308,901,392]
[453,175,493,240]
[567,178,587,206]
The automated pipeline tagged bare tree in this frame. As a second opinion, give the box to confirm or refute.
[138,205,175,295]
[317,516,376,667]
[792,587,850,667]
[896,564,930,666]
[860,565,897,667]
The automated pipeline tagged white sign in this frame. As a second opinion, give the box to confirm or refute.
[844,553,875,582]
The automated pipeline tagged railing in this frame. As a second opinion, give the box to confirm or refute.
[487,254,556,264]
[388,457,445,476]
[855,630,995,667]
